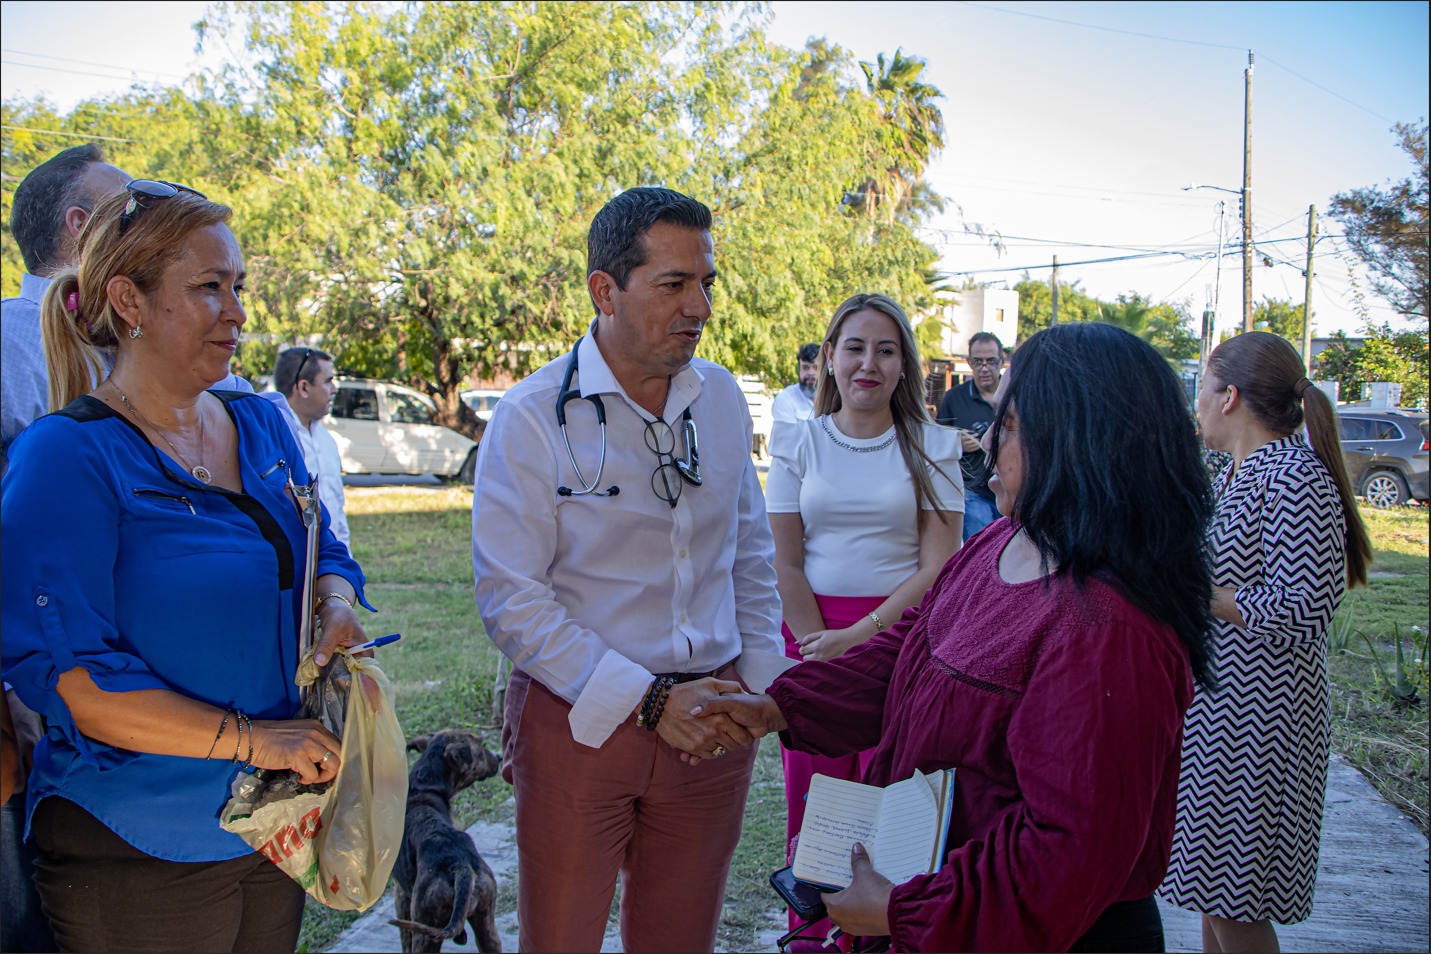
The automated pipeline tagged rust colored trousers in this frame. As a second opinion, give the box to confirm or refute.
[503,668,758,953]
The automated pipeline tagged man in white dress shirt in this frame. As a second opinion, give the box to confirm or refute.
[770,341,820,425]
[472,187,788,952]
[260,346,350,549]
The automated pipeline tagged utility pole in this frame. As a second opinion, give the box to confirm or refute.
[1050,256,1059,325]
[1241,50,1255,333]
[1302,204,1317,372]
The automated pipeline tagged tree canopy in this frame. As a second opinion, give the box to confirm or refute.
[1328,119,1429,322]
[2,1,949,438]
[1315,325,1429,408]
[1010,275,1198,363]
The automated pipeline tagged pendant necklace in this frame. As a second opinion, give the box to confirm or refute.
[113,383,212,484]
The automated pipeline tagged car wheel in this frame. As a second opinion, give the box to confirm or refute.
[1360,469,1410,508]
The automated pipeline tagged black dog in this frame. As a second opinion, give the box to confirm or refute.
[388,730,503,953]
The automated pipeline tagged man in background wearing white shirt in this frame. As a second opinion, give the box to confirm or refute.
[770,341,820,425]
[472,187,787,953]
[261,346,350,549]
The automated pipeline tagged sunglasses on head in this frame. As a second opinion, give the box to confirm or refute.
[119,179,207,235]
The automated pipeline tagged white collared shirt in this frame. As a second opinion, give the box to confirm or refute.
[770,382,815,424]
[259,391,351,548]
[472,331,787,748]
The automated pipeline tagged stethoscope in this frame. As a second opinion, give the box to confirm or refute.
[555,337,702,499]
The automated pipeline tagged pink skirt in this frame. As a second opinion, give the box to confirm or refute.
[779,593,885,949]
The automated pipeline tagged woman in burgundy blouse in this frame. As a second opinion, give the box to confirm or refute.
[699,323,1216,952]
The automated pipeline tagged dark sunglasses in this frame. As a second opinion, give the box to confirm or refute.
[119,179,207,235]
[292,347,315,386]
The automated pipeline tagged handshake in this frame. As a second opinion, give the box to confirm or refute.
[649,678,788,765]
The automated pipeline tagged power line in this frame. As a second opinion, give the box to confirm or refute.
[0,59,179,84]
[0,48,189,81]
[941,236,1309,276]
[927,170,1217,203]
[0,124,141,144]
[1258,54,1395,125]
[958,3,1403,126]
[955,1,1246,51]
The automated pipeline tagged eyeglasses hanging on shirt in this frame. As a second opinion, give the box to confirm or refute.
[556,337,702,506]
[645,416,702,508]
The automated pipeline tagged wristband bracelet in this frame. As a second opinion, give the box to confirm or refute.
[206,709,233,760]
[868,611,886,631]
[315,592,354,612]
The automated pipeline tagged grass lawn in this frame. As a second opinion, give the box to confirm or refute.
[299,486,1430,951]
[1326,505,1429,835]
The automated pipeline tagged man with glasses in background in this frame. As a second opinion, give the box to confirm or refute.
[261,346,350,549]
[471,187,787,953]
[936,331,1006,540]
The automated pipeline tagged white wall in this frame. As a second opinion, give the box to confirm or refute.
[928,288,1020,357]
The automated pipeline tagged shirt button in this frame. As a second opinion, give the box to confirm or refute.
[35,595,48,607]
[679,549,687,559]
[680,613,688,624]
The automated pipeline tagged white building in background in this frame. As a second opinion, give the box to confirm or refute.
[927,287,1020,357]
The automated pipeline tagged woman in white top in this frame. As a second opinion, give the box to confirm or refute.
[764,292,963,950]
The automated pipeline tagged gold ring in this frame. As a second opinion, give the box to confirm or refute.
[711,745,727,758]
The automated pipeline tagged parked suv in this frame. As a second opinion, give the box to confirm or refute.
[1336,405,1428,508]
[327,378,479,482]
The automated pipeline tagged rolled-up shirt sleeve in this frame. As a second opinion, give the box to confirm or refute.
[471,397,649,747]
[2,421,166,768]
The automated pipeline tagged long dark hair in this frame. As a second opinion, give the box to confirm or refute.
[988,323,1216,688]
[1207,331,1371,587]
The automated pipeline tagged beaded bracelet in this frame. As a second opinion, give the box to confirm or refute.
[230,710,254,768]
[206,709,233,760]
[636,679,659,728]
[238,711,254,769]
[231,711,244,763]
[646,680,673,731]
[635,675,676,730]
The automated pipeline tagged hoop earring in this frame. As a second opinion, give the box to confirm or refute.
[128,324,145,339]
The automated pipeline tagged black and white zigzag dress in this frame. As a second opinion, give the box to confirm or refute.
[1159,434,1347,924]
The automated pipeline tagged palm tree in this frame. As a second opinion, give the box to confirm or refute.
[850,49,946,223]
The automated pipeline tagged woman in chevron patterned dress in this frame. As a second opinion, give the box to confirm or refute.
[1160,332,1372,953]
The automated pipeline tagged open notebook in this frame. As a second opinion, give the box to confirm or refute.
[792,769,955,889]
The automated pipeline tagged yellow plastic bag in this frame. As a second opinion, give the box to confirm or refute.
[221,649,408,911]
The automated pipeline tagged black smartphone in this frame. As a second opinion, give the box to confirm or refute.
[770,865,828,922]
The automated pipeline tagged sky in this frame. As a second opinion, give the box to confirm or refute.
[3,1,1427,340]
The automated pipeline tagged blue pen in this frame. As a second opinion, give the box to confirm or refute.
[351,633,402,652]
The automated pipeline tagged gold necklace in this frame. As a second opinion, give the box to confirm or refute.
[112,383,212,484]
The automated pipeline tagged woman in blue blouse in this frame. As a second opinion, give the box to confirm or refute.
[1,182,372,952]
